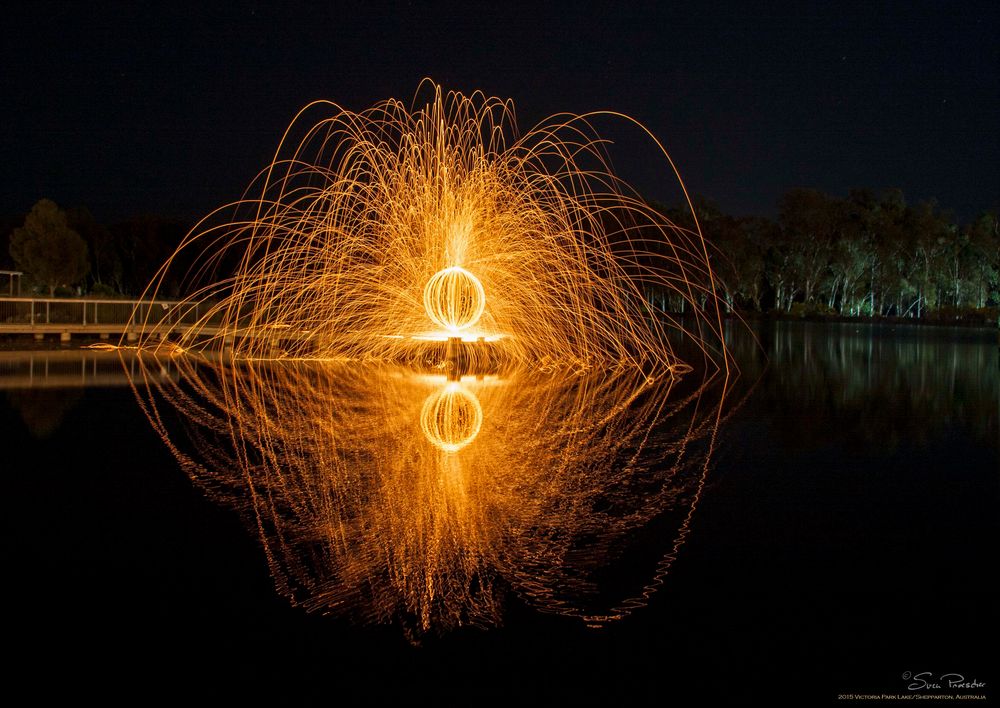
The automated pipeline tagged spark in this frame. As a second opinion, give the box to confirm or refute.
[133,80,729,373]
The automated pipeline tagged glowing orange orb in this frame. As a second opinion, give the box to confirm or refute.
[420,383,483,453]
[423,266,486,332]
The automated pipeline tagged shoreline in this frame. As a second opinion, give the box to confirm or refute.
[724,312,998,329]
[2,314,997,354]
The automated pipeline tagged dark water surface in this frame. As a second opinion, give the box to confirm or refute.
[2,323,996,703]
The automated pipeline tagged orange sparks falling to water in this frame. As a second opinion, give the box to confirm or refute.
[134,80,729,373]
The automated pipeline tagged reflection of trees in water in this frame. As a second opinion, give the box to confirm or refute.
[728,322,997,450]
[133,357,731,636]
[6,388,83,439]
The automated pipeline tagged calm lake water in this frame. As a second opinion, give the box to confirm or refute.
[2,322,996,703]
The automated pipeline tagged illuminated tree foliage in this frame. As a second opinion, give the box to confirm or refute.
[662,191,998,322]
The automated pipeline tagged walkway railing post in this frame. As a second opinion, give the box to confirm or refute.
[2,297,201,338]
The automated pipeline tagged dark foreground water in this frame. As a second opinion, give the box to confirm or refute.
[2,322,996,704]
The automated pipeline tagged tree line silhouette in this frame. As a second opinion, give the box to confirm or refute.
[4,190,998,325]
[653,188,998,323]
[2,200,190,298]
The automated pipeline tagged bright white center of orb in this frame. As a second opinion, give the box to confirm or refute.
[423,265,486,332]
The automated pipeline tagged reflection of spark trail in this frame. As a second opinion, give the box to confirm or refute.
[134,81,728,372]
[129,354,733,634]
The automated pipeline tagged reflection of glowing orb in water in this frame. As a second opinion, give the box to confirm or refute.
[423,266,486,332]
[420,383,484,452]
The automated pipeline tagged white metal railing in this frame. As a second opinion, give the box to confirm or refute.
[0,297,207,328]
[0,271,21,297]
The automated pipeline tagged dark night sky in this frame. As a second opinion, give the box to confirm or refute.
[3,1,997,224]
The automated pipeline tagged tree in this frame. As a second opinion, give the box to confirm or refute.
[906,199,950,317]
[67,206,122,293]
[778,189,838,307]
[828,235,872,315]
[714,216,771,312]
[110,215,189,296]
[964,211,998,309]
[9,199,90,296]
